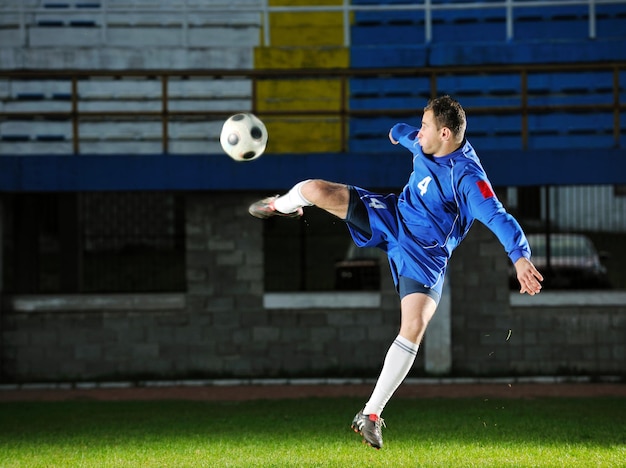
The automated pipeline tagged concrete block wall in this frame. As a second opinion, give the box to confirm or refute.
[449,223,517,375]
[1,195,624,382]
[449,223,626,376]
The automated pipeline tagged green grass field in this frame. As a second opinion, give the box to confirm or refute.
[1,397,624,467]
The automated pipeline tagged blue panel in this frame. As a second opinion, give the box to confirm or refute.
[429,39,626,65]
[350,96,425,110]
[478,148,626,186]
[467,114,522,133]
[596,17,626,39]
[528,94,614,106]
[349,116,405,137]
[351,0,422,4]
[351,76,431,95]
[526,71,614,106]
[353,10,423,24]
[349,139,398,153]
[437,73,519,94]
[431,19,505,43]
[513,15,588,40]
[450,95,521,107]
[527,134,615,150]
[350,45,428,68]
[0,150,624,192]
[514,5,587,20]
[527,112,614,132]
[349,76,430,115]
[466,135,522,150]
[528,71,613,93]
[352,25,425,45]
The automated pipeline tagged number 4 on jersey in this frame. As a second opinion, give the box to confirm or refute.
[368,196,387,209]
[417,176,432,196]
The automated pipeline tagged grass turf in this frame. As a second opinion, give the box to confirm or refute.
[0,397,624,467]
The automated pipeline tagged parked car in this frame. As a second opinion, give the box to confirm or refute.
[334,244,387,290]
[510,233,611,290]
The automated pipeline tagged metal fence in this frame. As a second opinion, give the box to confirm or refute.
[1,63,624,154]
[2,0,625,46]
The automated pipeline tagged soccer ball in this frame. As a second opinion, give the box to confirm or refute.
[219,113,268,161]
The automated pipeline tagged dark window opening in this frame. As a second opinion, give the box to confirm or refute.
[3,192,186,293]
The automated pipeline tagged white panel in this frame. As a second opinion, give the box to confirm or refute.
[29,27,102,47]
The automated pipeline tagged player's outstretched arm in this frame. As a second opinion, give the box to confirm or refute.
[514,257,543,295]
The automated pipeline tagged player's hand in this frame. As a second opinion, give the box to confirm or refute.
[389,130,399,145]
[514,257,543,295]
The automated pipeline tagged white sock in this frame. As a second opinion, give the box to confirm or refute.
[274,180,313,214]
[363,335,419,416]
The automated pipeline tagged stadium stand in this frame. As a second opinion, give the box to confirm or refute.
[0,1,625,157]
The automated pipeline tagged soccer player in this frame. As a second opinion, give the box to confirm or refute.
[248,95,543,449]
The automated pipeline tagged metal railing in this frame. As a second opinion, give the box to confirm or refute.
[1,0,625,46]
[0,62,624,154]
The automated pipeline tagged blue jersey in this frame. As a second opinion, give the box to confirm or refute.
[347,123,530,292]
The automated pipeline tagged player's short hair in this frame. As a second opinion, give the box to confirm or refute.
[425,95,466,140]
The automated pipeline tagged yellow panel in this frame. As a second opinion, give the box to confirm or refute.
[267,0,344,47]
[254,47,348,69]
[257,0,347,153]
[256,79,344,112]
[270,0,342,7]
[265,118,343,153]
[270,25,343,47]
[270,11,343,27]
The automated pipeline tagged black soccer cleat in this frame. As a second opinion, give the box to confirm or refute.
[351,410,385,449]
[248,195,303,219]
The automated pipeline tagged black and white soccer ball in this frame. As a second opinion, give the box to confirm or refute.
[219,113,268,161]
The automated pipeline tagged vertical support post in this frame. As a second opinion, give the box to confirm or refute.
[72,76,80,154]
[425,0,432,43]
[545,186,552,271]
[613,66,620,146]
[162,75,169,154]
[589,0,596,39]
[429,71,437,99]
[262,0,270,46]
[340,73,347,153]
[506,0,514,41]
[425,274,451,375]
[343,0,350,47]
[521,69,528,150]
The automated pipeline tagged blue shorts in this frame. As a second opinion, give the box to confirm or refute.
[345,186,445,304]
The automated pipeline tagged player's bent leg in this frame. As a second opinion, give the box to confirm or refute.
[299,179,350,219]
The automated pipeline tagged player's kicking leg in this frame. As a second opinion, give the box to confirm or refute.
[248,195,304,219]
[248,179,350,220]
